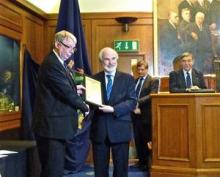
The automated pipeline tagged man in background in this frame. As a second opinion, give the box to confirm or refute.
[160,11,182,74]
[132,60,159,171]
[189,12,212,73]
[178,0,197,22]
[32,30,89,177]
[90,47,137,177]
[169,52,206,93]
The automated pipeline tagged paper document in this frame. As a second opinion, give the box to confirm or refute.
[0,150,18,155]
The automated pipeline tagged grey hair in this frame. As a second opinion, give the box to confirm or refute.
[98,47,119,62]
[54,30,77,45]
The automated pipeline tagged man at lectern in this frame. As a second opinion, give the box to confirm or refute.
[169,52,207,92]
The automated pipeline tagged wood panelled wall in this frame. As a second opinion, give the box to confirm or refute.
[46,12,153,74]
[0,0,46,133]
[0,0,153,134]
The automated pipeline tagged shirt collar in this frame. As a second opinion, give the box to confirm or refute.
[104,70,116,77]
[53,49,65,66]
[183,69,192,76]
[139,74,148,80]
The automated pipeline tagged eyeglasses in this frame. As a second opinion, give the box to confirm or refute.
[59,41,77,52]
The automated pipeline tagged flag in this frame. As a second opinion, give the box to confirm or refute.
[22,49,39,140]
[56,0,92,173]
[56,0,92,75]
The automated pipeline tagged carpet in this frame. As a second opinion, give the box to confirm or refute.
[64,164,149,177]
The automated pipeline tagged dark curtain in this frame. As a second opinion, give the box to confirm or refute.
[22,49,40,177]
[22,49,39,140]
[56,0,92,75]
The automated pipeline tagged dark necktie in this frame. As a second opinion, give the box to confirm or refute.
[136,77,144,98]
[186,72,191,88]
[106,75,113,100]
[63,62,68,70]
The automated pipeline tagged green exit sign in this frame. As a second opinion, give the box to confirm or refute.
[114,40,139,52]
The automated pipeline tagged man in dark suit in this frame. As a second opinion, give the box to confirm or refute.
[209,0,220,58]
[90,47,137,177]
[132,60,159,171]
[188,12,212,73]
[178,0,197,22]
[169,52,207,93]
[160,11,182,74]
[32,30,89,177]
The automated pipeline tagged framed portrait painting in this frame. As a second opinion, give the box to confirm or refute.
[154,0,220,75]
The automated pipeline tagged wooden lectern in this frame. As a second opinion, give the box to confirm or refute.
[214,60,220,92]
[151,93,220,177]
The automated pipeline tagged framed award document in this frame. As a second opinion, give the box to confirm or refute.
[84,76,103,106]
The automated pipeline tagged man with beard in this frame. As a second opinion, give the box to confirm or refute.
[90,47,137,177]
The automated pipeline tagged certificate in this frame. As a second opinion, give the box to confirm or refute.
[84,76,103,106]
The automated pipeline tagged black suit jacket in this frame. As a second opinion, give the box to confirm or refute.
[169,68,207,93]
[138,75,159,124]
[160,21,182,60]
[32,52,88,140]
[90,71,137,143]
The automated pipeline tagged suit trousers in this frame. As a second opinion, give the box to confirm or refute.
[92,138,129,177]
[35,135,66,177]
[132,114,150,165]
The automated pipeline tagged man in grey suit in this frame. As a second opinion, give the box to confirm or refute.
[32,30,89,177]
[132,60,159,171]
[90,47,137,177]
[169,52,207,93]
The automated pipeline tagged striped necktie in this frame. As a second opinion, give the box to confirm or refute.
[106,75,113,100]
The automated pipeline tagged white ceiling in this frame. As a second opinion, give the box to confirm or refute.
[26,0,152,13]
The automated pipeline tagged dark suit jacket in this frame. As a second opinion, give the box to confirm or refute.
[138,75,159,125]
[90,71,137,143]
[32,52,88,140]
[169,68,207,93]
[160,21,182,61]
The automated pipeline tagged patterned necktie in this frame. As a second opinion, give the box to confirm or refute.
[186,72,191,88]
[136,77,144,98]
[106,75,113,100]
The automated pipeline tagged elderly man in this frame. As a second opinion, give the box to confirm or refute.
[169,52,207,93]
[90,47,137,177]
[32,30,89,177]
